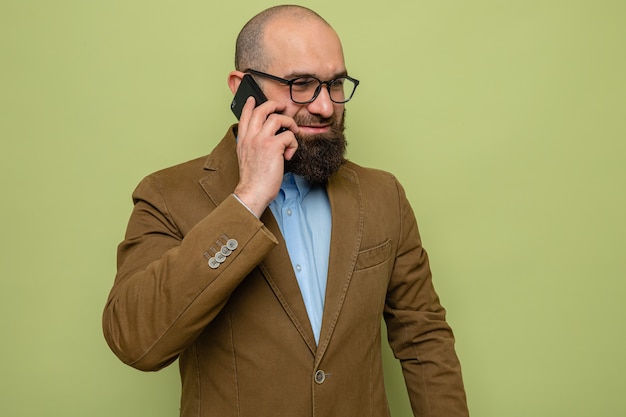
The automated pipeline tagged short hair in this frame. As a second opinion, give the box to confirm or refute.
[235,5,330,71]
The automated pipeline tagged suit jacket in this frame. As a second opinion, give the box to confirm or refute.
[103,126,468,417]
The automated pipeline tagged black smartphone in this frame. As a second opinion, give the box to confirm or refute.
[230,74,268,120]
[230,74,288,134]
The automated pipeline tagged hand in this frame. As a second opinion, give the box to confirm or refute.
[234,97,299,217]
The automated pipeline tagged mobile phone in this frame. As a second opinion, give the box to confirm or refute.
[230,74,268,120]
[230,74,288,134]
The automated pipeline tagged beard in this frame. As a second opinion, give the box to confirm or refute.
[284,110,347,185]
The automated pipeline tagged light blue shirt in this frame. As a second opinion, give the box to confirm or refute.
[269,173,331,344]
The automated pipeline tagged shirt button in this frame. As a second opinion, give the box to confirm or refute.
[314,370,326,384]
[286,208,293,216]
[295,264,302,272]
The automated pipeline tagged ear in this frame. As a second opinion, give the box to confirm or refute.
[228,71,245,95]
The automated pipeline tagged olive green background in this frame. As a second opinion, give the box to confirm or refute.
[1,1,624,416]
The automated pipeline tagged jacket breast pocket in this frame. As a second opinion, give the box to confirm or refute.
[354,239,392,271]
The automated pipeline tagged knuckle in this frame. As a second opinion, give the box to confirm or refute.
[266,113,280,123]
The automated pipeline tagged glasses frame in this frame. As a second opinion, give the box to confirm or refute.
[244,69,360,104]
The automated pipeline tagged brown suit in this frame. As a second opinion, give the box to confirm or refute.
[103,126,468,416]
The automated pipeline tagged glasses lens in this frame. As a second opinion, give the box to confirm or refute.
[290,78,319,103]
[329,77,356,103]
[289,77,358,104]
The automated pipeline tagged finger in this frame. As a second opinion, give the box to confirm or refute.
[245,101,289,132]
[283,135,298,161]
[262,113,299,137]
[237,97,257,141]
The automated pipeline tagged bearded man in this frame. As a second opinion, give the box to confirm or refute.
[103,5,469,417]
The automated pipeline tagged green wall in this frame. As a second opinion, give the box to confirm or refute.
[1,1,624,416]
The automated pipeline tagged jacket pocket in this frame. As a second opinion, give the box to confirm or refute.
[354,239,392,271]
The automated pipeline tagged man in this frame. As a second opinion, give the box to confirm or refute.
[103,5,468,417]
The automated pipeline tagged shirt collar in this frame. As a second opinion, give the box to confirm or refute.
[280,173,312,203]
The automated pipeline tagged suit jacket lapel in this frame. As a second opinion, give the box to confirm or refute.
[198,127,317,354]
[316,164,363,365]
[258,212,317,354]
[199,126,240,206]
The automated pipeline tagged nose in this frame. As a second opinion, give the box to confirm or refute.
[305,85,335,118]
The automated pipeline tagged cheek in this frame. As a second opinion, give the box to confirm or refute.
[334,104,345,120]
[262,84,297,115]
[282,103,303,118]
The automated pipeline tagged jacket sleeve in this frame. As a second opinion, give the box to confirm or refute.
[102,176,278,371]
[383,179,469,417]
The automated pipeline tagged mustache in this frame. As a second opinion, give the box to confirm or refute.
[293,114,336,127]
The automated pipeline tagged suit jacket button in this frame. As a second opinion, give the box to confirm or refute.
[226,239,238,250]
[208,258,220,269]
[314,370,326,384]
[215,252,227,263]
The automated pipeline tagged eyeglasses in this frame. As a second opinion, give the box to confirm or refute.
[244,69,360,104]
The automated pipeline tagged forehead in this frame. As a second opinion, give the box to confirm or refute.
[262,17,346,78]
